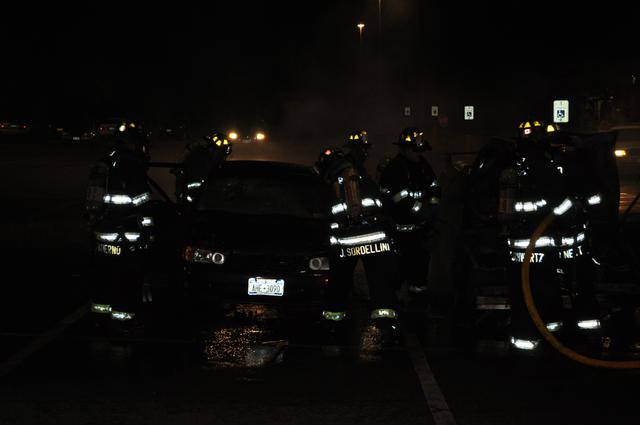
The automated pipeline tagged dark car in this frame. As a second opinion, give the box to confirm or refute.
[0,120,30,135]
[180,160,333,314]
[609,124,640,215]
[225,119,268,144]
[54,122,96,142]
[97,117,127,137]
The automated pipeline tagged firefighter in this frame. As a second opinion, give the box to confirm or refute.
[84,121,151,225]
[84,121,157,327]
[174,131,232,203]
[315,133,401,345]
[493,119,604,351]
[378,127,441,313]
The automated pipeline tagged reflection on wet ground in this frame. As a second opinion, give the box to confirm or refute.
[202,325,288,368]
[69,296,407,380]
[358,325,383,363]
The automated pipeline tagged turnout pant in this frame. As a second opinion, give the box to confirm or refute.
[324,251,399,314]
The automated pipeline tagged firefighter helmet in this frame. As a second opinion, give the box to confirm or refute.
[316,147,343,172]
[518,120,558,140]
[345,130,370,148]
[205,132,232,156]
[396,127,430,152]
[315,146,352,180]
[113,121,149,155]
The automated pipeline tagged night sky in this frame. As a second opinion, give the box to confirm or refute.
[1,1,637,135]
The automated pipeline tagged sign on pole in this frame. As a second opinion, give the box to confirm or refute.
[431,106,439,117]
[553,100,569,123]
[404,106,411,117]
[464,106,474,120]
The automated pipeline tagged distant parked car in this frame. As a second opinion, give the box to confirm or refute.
[54,122,96,142]
[225,119,268,144]
[97,118,127,137]
[610,124,640,215]
[0,120,30,135]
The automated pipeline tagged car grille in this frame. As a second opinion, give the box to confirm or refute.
[227,253,306,273]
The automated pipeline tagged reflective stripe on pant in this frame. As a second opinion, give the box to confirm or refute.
[322,310,346,321]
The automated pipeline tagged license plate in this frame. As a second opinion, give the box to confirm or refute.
[72,136,80,141]
[248,277,284,297]
[97,243,121,256]
[339,241,392,258]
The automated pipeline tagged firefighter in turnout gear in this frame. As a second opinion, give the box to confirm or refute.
[379,128,441,312]
[84,121,151,225]
[315,133,401,345]
[467,119,606,351]
[84,121,157,326]
[174,132,232,203]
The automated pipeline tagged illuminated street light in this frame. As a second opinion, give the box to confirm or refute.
[357,23,365,44]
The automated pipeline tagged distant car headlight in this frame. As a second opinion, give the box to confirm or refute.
[615,149,627,157]
[255,132,266,141]
[228,131,238,140]
[309,256,330,271]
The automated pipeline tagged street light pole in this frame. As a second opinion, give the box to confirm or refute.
[376,0,382,137]
[378,0,382,39]
[357,23,365,46]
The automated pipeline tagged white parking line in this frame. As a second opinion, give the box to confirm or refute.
[0,303,89,377]
[404,329,458,425]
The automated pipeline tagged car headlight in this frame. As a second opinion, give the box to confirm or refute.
[309,256,330,271]
[615,149,627,157]
[183,246,225,264]
[255,132,266,141]
[228,131,238,140]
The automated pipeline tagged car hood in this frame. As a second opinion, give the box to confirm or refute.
[190,211,329,253]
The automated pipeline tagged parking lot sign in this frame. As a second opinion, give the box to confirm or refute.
[553,100,569,123]
[464,106,474,120]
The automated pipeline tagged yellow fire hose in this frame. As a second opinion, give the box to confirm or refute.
[521,213,640,368]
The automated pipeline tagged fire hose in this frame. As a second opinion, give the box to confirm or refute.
[521,209,640,369]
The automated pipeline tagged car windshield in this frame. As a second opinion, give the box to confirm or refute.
[197,173,328,219]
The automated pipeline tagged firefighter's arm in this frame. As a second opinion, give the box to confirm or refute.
[379,163,414,211]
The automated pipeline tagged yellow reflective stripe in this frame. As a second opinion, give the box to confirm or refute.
[322,311,346,321]
[370,308,398,319]
[111,311,135,321]
[91,303,112,314]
